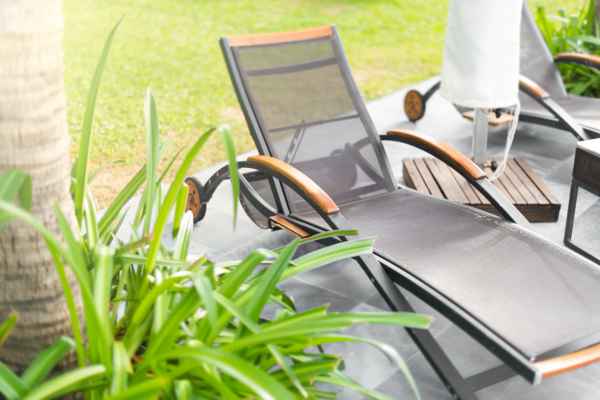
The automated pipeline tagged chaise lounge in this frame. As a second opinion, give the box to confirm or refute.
[186,26,600,400]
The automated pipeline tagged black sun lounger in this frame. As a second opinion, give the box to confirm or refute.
[186,26,600,400]
[403,3,600,141]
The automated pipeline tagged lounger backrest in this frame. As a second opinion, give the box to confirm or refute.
[520,4,567,97]
[221,27,396,215]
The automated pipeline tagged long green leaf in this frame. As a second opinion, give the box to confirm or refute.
[317,371,394,400]
[55,207,108,368]
[24,365,106,400]
[94,245,115,370]
[0,362,26,400]
[162,347,294,400]
[55,207,91,293]
[173,380,192,400]
[21,337,75,389]
[218,249,271,299]
[74,19,121,223]
[270,359,340,383]
[172,211,193,261]
[282,238,375,281]
[142,127,215,287]
[245,240,299,322]
[124,314,152,358]
[127,272,190,331]
[143,89,160,235]
[45,237,86,368]
[98,165,146,238]
[193,274,218,327]
[84,190,99,249]
[110,342,131,395]
[106,377,168,400]
[218,126,239,227]
[0,170,31,210]
[172,183,188,237]
[324,335,421,400]
[0,312,17,348]
[0,170,31,231]
[151,269,168,336]
[143,289,201,359]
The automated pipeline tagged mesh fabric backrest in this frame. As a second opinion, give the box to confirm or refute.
[520,5,567,97]
[230,32,394,214]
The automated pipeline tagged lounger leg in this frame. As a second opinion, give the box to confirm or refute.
[465,365,515,392]
[353,254,479,400]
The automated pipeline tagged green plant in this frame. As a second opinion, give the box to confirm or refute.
[0,22,431,399]
[536,0,600,96]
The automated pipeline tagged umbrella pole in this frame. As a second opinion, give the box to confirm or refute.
[472,108,489,166]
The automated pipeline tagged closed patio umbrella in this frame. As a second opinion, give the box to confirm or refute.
[440,0,523,178]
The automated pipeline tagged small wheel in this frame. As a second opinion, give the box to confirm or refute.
[404,89,426,122]
[185,177,207,223]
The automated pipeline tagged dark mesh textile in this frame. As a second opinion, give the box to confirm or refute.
[239,171,278,229]
[232,36,392,214]
[303,189,600,359]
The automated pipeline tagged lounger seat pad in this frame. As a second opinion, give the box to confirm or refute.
[332,189,600,360]
[521,93,600,134]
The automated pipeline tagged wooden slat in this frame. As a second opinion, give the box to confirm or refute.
[462,170,492,205]
[402,157,560,222]
[485,166,512,200]
[507,159,548,204]
[414,158,444,198]
[448,167,482,205]
[515,159,560,205]
[502,162,535,204]
[403,159,429,194]
[496,170,527,204]
[424,158,468,203]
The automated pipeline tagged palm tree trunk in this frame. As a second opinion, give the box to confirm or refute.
[0,0,81,370]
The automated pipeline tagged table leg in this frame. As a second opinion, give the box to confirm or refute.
[564,181,579,245]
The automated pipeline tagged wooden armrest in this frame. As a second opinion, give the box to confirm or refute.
[227,26,332,47]
[246,155,339,215]
[384,130,485,181]
[535,342,600,379]
[269,215,310,238]
[555,52,600,70]
[519,76,549,99]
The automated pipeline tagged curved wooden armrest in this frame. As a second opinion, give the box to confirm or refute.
[555,52,600,70]
[246,155,339,215]
[383,130,485,181]
[535,342,600,379]
[519,76,549,99]
[227,26,332,47]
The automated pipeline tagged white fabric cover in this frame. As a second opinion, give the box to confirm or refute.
[440,0,523,108]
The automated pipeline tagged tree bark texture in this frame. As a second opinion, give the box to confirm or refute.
[0,0,81,370]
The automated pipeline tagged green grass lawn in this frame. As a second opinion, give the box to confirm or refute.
[63,0,582,203]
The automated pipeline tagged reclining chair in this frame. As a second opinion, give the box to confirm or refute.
[403,3,600,141]
[186,26,600,400]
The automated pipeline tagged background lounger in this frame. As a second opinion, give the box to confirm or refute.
[404,3,600,141]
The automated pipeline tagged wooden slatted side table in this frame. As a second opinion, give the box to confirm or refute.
[564,139,600,264]
[402,157,560,222]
